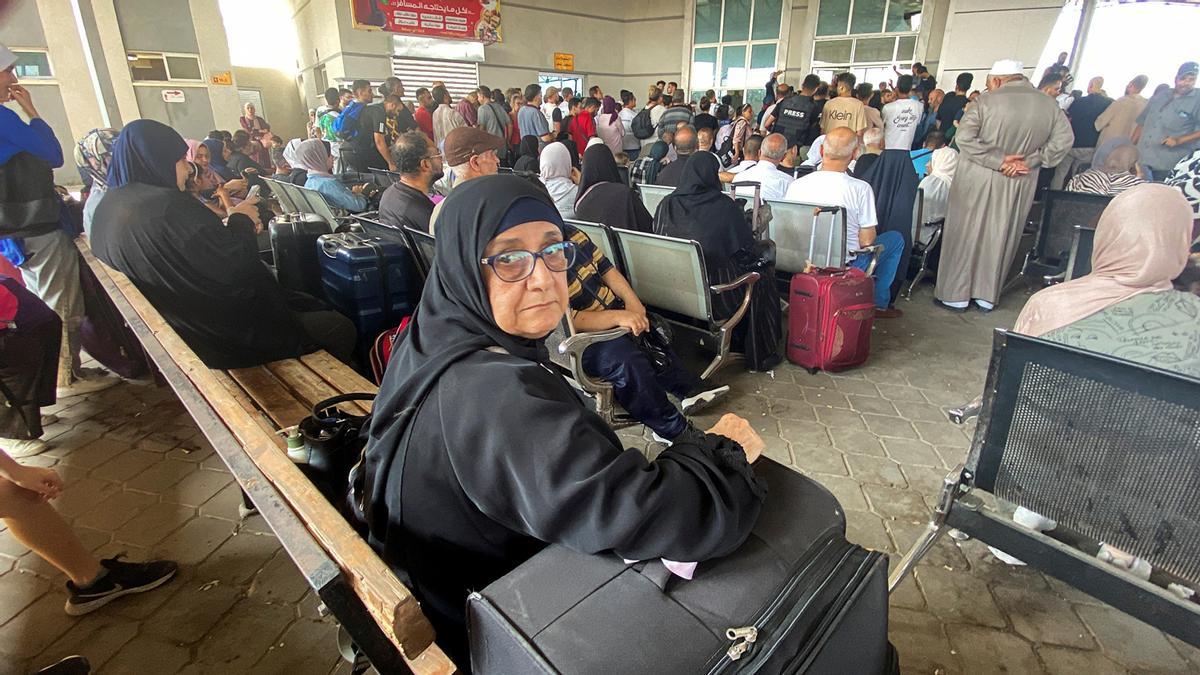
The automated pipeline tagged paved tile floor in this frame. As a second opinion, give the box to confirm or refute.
[2,285,1197,674]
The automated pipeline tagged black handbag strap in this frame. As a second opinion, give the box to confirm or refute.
[312,392,377,419]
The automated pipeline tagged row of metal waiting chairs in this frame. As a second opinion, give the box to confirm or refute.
[635,183,931,295]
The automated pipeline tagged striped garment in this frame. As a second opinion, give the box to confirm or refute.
[1065,169,1144,196]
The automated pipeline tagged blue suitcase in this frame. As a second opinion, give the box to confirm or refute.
[317,232,417,342]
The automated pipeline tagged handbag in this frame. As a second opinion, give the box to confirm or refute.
[297,393,375,513]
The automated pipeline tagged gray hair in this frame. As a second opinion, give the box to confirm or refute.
[760,133,788,162]
[822,130,859,161]
[863,128,884,149]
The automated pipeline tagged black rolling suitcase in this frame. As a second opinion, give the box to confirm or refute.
[270,213,332,299]
[467,459,896,674]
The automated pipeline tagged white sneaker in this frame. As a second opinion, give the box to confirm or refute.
[56,373,120,399]
[680,385,731,416]
[651,431,673,446]
[1,438,50,458]
[988,545,1026,566]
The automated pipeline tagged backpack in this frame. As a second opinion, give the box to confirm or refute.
[333,101,364,141]
[369,316,412,384]
[631,107,655,140]
[714,122,737,168]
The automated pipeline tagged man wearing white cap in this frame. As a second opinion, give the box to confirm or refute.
[934,59,1073,312]
[0,43,119,433]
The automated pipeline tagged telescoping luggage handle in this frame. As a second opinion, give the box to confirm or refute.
[808,205,842,266]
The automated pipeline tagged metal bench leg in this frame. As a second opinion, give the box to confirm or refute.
[889,465,968,593]
[700,327,734,380]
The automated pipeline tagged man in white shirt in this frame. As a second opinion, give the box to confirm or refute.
[618,89,642,159]
[734,133,795,200]
[721,134,762,180]
[783,127,904,317]
[882,75,925,151]
[541,86,561,128]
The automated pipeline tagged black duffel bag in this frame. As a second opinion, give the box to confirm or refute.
[467,459,898,674]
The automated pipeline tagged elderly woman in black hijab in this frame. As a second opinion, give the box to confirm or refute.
[360,174,767,667]
[90,119,356,368]
[654,152,782,370]
[575,144,653,232]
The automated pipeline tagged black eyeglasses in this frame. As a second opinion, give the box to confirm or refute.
[480,240,577,282]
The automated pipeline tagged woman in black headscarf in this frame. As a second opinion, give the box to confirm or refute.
[654,152,782,370]
[512,135,540,173]
[90,119,356,368]
[574,144,653,232]
[361,174,766,668]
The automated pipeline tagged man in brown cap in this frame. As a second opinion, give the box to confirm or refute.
[429,126,505,232]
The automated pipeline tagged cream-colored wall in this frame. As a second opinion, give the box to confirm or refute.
[935,0,1061,86]
[234,67,308,140]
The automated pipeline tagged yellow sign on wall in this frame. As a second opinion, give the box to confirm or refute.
[553,53,574,72]
[210,71,233,85]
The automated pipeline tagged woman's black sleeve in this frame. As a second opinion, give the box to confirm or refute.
[437,361,766,562]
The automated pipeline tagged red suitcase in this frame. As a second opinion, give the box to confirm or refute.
[787,267,875,372]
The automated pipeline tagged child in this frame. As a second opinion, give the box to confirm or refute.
[268,135,290,178]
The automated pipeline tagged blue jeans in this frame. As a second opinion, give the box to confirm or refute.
[624,147,641,161]
[850,230,904,309]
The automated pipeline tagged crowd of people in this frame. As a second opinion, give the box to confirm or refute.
[2,35,1200,670]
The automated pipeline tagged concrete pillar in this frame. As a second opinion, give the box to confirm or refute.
[34,0,106,140]
[88,0,141,125]
[189,0,242,128]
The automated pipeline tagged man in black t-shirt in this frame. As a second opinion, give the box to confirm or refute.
[937,72,972,134]
[354,95,406,172]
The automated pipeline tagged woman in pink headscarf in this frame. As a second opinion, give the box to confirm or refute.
[1013,183,1197,377]
[185,139,243,217]
[594,95,624,156]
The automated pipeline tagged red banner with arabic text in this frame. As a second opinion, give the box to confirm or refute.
[350,0,502,44]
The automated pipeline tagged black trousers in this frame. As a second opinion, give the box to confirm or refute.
[0,279,62,439]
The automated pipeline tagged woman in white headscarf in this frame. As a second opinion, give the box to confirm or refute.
[917,147,957,244]
[539,142,579,219]
[295,139,369,213]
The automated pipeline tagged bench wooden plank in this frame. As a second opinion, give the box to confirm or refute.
[212,371,289,451]
[77,243,454,673]
[264,359,371,417]
[300,352,377,412]
[227,366,313,430]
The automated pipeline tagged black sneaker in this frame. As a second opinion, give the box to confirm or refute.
[64,556,178,616]
[680,384,731,416]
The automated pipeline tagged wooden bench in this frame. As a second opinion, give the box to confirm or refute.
[76,239,456,674]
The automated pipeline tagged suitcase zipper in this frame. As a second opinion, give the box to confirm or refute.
[706,534,853,674]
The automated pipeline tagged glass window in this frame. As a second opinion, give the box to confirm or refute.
[165,55,202,80]
[721,45,747,88]
[854,37,895,63]
[722,0,751,41]
[813,40,853,66]
[695,0,722,43]
[897,35,917,61]
[751,0,783,40]
[13,52,51,78]
[817,0,850,36]
[887,0,923,33]
[128,54,169,82]
[692,47,718,91]
[850,0,886,34]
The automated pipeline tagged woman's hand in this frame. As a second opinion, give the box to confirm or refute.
[570,167,581,184]
[351,184,365,194]
[8,85,39,118]
[224,178,248,194]
[612,310,649,336]
[228,196,263,231]
[10,465,64,502]
[707,414,765,464]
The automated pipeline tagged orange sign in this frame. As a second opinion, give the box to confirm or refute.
[553,52,574,72]
[210,71,233,85]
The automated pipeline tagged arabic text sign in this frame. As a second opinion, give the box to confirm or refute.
[351,0,502,43]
